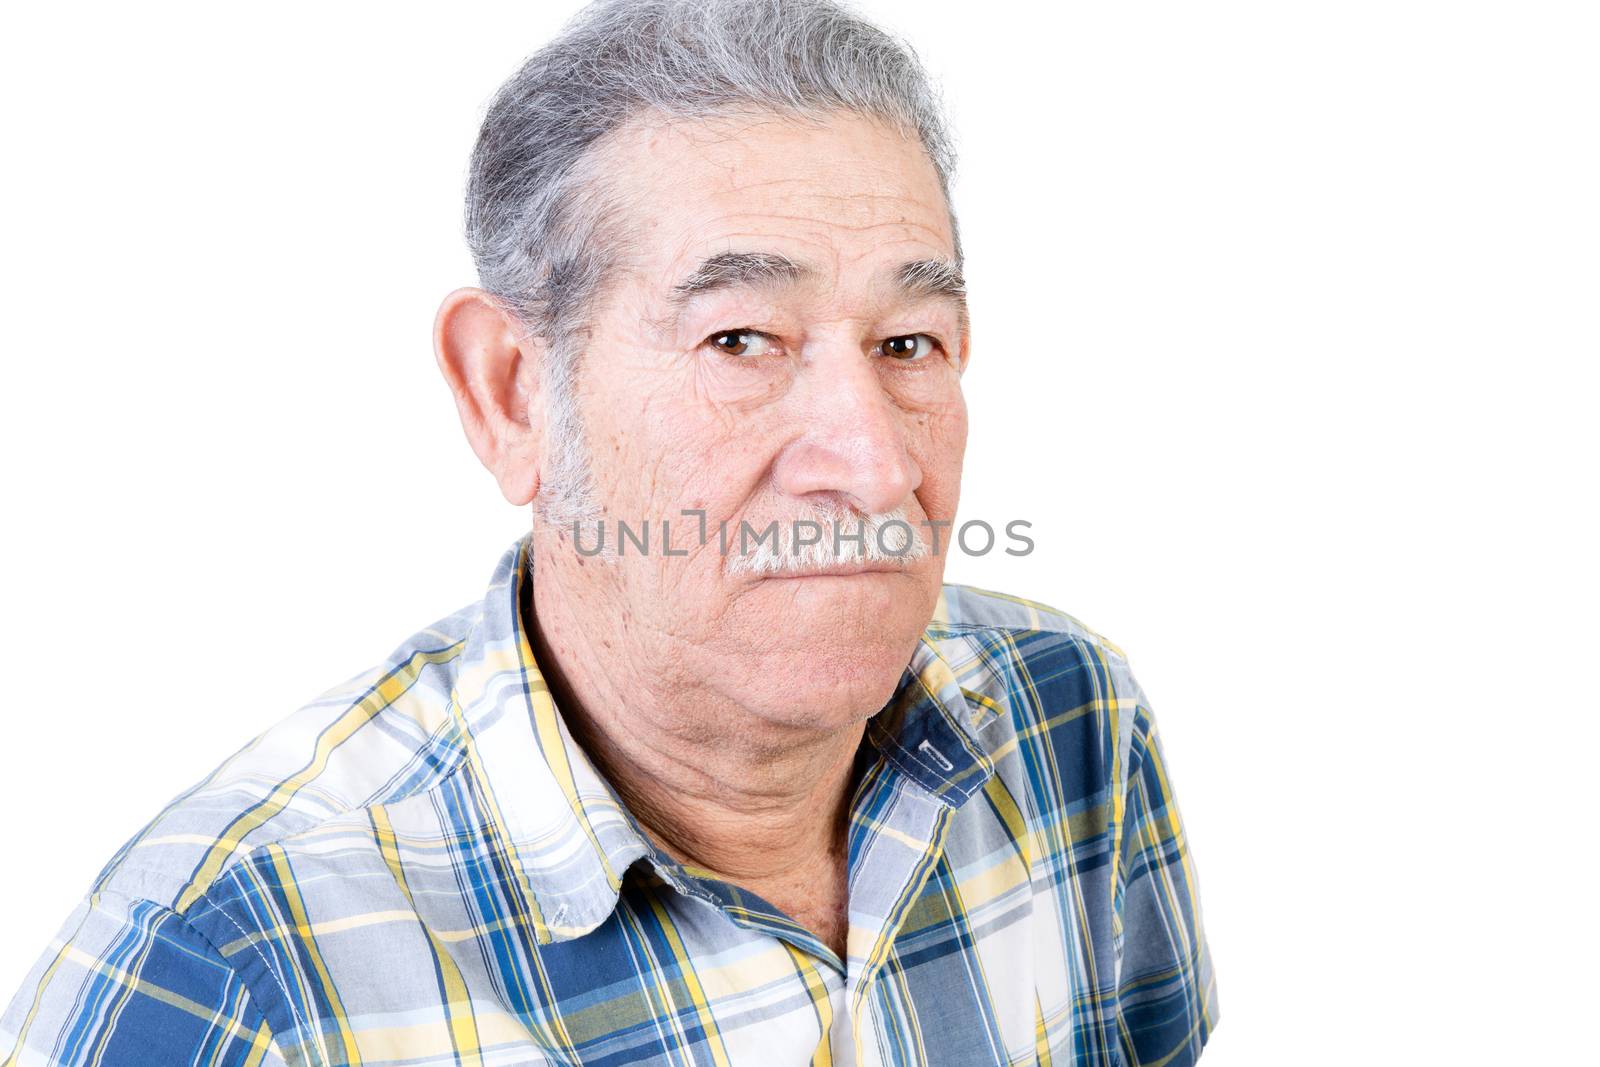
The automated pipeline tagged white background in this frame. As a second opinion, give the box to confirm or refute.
[2,2,1596,1063]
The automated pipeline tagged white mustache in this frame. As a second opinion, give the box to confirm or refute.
[724,503,928,577]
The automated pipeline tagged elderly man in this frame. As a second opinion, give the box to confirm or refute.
[1,1,1217,1064]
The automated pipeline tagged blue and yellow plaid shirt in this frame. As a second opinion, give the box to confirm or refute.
[2,538,1217,1066]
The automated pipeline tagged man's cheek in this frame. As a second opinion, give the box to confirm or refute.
[928,414,969,472]
[691,354,794,413]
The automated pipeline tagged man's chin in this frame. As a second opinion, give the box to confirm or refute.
[740,657,912,731]
[744,568,935,633]
[737,601,935,713]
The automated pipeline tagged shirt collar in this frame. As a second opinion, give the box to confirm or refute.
[450,536,1002,945]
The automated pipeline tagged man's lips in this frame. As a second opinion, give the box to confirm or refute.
[757,560,910,579]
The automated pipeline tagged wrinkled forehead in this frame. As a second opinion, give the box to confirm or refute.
[597,109,957,294]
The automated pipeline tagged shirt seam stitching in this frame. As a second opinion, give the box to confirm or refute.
[85,886,295,1066]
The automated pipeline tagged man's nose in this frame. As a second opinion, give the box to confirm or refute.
[771,350,921,516]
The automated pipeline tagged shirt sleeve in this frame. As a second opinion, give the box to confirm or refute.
[1114,702,1220,1066]
[1,889,286,1067]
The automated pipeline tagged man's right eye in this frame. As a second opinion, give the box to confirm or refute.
[706,330,772,357]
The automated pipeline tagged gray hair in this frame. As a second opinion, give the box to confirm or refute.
[465,0,959,525]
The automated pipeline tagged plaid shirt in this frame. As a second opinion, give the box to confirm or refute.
[2,538,1217,1066]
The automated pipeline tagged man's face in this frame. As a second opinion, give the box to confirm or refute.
[557,110,969,730]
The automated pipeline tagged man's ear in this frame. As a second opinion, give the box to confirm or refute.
[434,288,544,505]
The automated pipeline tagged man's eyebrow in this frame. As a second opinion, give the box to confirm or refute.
[664,252,969,330]
[893,258,969,327]
[668,251,810,309]
[894,258,967,302]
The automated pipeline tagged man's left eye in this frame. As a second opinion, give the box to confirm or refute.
[881,334,938,360]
